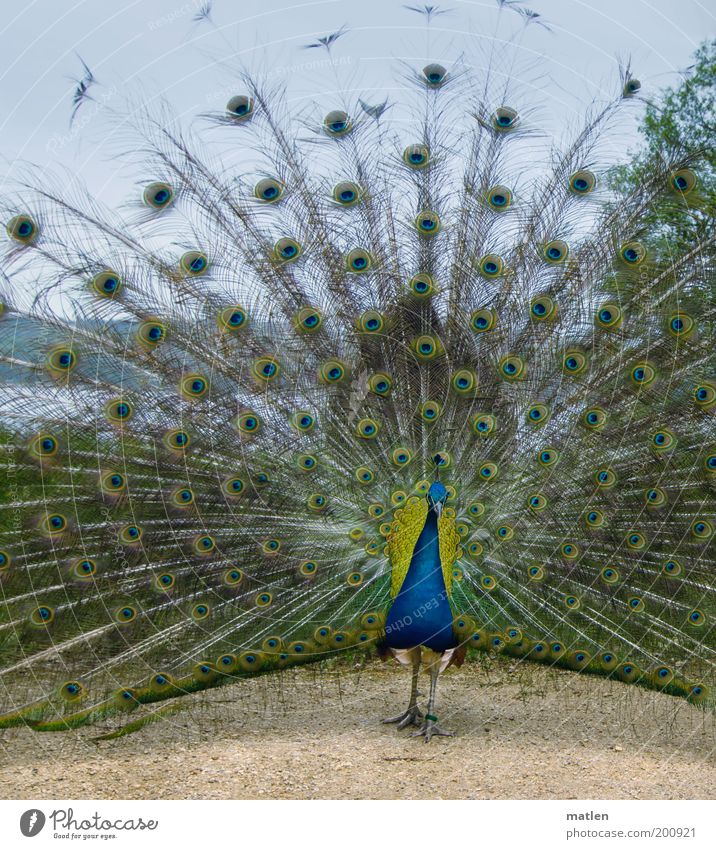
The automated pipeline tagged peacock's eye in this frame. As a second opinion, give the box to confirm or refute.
[487,185,512,210]
[415,210,441,236]
[569,169,596,194]
[403,144,430,169]
[254,177,284,203]
[543,240,568,264]
[227,95,254,120]
[180,251,209,276]
[7,214,39,244]
[333,181,361,206]
[619,241,646,266]
[143,182,174,209]
[324,110,352,136]
[423,63,447,87]
[492,106,518,131]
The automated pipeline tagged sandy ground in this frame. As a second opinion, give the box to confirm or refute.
[1,654,715,800]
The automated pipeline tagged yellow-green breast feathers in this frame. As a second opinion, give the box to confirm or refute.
[387,496,460,598]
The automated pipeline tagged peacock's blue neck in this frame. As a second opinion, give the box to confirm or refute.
[385,509,457,651]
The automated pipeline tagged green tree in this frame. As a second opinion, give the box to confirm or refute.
[610,38,715,259]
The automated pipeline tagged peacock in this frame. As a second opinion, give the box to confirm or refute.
[0,10,714,745]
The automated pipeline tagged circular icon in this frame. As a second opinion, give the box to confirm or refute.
[20,809,46,837]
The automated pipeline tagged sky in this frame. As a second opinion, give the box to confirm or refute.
[0,0,714,202]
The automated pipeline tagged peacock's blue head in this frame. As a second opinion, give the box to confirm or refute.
[427,481,448,516]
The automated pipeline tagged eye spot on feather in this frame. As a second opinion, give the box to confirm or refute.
[46,347,77,376]
[358,310,385,334]
[6,214,38,244]
[119,524,142,544]
[477,254,504,278]
[294,307,323,333]
[143,182,174,209]
[584,509,604,528]
[690,519,713,540]
[600,567,619,584]
[220,568,243,588]
[693,383,715,410]
[324,110,352,136]
[345,248,373,273]
[356,417,379,439]
[114,605,137,624]
[595,467,617,488]
[487,185,512,210]
[42,513,67,535]
[154,572,176,591]
[273,238,302,264]
[415,210,441,236]
[30,605,55,626]
[562,351,587,375]
[180,373,209,400]
[667,312,694,338]
[568,170,596,194]
[543,240,568,264]
[137,319,168,348]
[595,303,623,330]
[472,413,496,435]
[105,398,133,425]
[498,355,525,381]
[537,447,559,467]
[291,411,316,432]
[661,559,682,576]
[688,609,705,627]
[164,429,191,452]
[30,433,59,459]
[619,241,646,266]
[528,493,547,511]
[307,493,328,511]
[423,63,447,87]
[180,250,209,276]
[191,603,211,621]
[253,356,280,383]
[91,270,122,298]
[526,404,549,426]
[218,305,248,333]
[492,106,518,131]
[333,181,362,206]
[530,296,557,320]
[226,95,254,120]
[670,168,696,195]
[408,272,435,298]
[478,462,498,480]
[254,177,284,203]
[299,561,317,578]
[470,307,497,333]
[61,681,85,701]
[403,144,430,169]
[235,411,261,435]
[262,539,281,556]
[627,596,645,613]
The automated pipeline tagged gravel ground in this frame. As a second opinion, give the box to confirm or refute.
[1,655,714,800]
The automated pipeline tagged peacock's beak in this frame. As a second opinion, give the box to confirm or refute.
[434,501,443,518]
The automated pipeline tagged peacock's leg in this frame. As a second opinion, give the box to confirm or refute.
[382,646,423,728]
[412,650,454,742]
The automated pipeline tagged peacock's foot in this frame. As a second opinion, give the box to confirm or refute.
[411,719,454,742]
[382,704,423,729]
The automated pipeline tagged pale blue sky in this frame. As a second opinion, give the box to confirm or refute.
[1,0,713,199]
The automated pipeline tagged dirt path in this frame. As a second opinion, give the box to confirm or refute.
[1,656,714,800]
